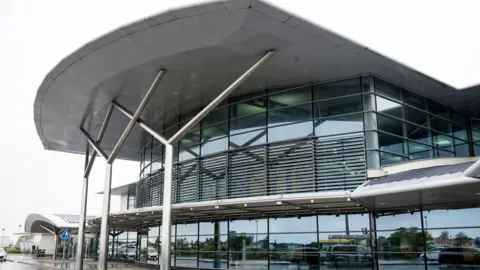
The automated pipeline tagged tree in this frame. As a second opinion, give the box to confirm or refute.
[439,231,449,240]
[454,232,471,246]
[16,234,33,246]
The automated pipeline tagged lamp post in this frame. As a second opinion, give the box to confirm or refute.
[1,228,4,247]
[255,221,258,243]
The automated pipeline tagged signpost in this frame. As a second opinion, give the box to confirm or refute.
[60,229,71,270]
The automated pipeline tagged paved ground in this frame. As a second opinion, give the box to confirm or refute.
[5,255,149,269]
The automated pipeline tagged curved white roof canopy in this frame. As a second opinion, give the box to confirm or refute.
[24,213,93,234]
[33,0,480,161]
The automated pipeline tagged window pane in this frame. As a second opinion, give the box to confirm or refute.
[376,96,403,118]
[180,129,201,149]
[430,115,451,134]
[380,151,407,166]
[178,146,199,162]
[229,129,266,149]
[317,215,346,232]
[406,124,430,145]
[428,100,450,119]
[345,215,369,235]
[314,113,363,137]
[408,141,432,160]
[268,121,313,141]
[377,114,404,136]
[313,78,361,100]
[434,148,454,158]
[378,132,405,156]
[230,113,265,135]
[431,132,453,152]
[201,137,227,155]
[202,122,228,141]
[405,106,428,126]
[403,90,426,109]
[375,78,402,101]
[472,117,480,131]
[314,95,363,118]
[451,112,466,125]
[472,130,480,142]
[230,95,266,118]
[377,212,421,230]
[269,103,311,127]
[455,141,470,157]
[268,85,311,108]
[203,105,228,126]
[229,219,267,234]
[269,216,317,233]
[177,223,198,236]
[451,124,468,140]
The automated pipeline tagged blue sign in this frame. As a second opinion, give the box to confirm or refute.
[60,229,71,240]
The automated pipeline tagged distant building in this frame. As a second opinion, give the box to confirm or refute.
[0,236,12,247]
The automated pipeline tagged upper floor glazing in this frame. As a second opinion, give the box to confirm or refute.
[139,75,480,177]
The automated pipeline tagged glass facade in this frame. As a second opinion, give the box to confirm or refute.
[115,75,480,269]
[139,76,479,178]
[109,208,480,269]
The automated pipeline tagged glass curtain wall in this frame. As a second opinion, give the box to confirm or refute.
[139,76,479,176]
[131,208,480,269]
[368,78,476,167]
[139,78,366,179]
[133,214,376,270]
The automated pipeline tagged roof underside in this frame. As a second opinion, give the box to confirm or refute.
[34,0,480,161]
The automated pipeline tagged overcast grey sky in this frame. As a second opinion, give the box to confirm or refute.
[1,0,479,239]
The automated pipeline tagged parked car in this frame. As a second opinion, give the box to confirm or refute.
[147,247,158,261]
[291,247,320,268]
[0,247,7,262]
[420,247,445,261]
[438,247,480,266]
[325,245,372,266]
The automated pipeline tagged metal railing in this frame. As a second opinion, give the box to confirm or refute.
[136,134,366,208]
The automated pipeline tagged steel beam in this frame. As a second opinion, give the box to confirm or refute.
[80,128,108,160]
[107,69,165,164]
[98,163,113,270]
[167,50,275,144]
[159,50,275,270]
[112,101,169,146]
[84,103,114,178]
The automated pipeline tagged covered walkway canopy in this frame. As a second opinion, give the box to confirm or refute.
[90,191,361,230]
[24,213,95,234]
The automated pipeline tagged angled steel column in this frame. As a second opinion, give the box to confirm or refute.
[84,104,114,178]
[77,104,114,270]
[98,69,165,270]
[112,101,169,146]
[159,50,275,270]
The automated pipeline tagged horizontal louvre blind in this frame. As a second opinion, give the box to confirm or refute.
[135,134,366,208]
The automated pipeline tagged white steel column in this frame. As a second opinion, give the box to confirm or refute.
[159,144,174,269]
[159,50,275,270]
[75,149,89,270]
[98,163,113,270]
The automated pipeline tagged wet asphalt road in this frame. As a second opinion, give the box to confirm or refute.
[0,262,43,270]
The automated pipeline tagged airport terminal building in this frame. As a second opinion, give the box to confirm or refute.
[33,1,480,269]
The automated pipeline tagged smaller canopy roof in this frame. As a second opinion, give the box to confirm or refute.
[25,214,94,234]
[90,191,361,230]
[352,161,480,210]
